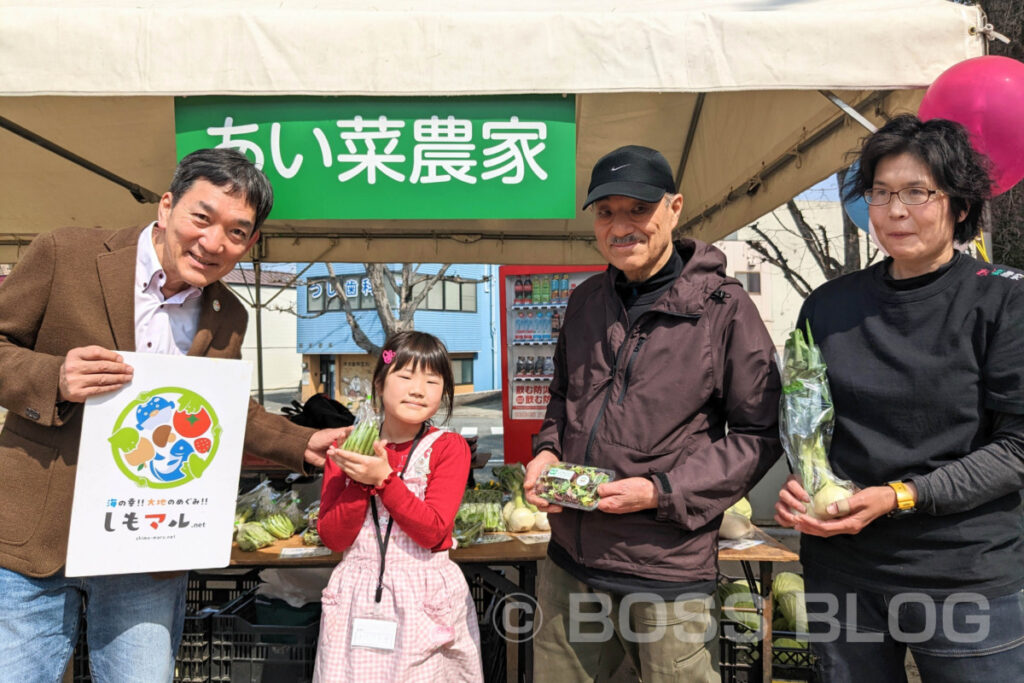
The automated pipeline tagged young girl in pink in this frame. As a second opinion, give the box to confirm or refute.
[313,331,483,683]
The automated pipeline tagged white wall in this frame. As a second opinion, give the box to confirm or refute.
[226,283,303,395]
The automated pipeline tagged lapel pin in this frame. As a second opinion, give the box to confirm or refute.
[212,299,221,312]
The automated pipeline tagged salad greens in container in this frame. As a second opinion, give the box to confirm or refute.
[534,464,614,511]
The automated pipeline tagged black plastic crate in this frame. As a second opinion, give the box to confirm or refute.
[70,570,260,683]
[719,619,817,683]
[187,570,261,611]
[210,590,320,683]
[462,567,512,683]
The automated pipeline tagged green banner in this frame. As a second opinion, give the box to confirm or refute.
[174,95,575,220]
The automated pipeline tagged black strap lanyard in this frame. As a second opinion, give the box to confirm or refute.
[369,425,426,604]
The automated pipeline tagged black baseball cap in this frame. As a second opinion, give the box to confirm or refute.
[582,145,676,209]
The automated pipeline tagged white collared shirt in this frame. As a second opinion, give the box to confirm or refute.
[134,222,203,355]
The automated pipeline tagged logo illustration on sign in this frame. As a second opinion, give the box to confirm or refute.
[109,387,222,489]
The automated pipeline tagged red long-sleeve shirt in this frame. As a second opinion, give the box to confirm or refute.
[318,427,470,553]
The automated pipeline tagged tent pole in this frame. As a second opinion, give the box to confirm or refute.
[819,91,878,133]
[254,257,265,405]
[675,93,705,191]
[0,115,161,203]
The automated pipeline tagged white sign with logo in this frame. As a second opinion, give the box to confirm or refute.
[65,353,252,576]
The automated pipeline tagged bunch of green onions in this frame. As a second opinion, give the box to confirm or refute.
[780,323,852,518]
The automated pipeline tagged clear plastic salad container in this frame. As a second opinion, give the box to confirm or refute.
[534,464,615,511]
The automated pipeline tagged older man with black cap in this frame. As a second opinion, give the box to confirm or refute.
[524,145,782,682]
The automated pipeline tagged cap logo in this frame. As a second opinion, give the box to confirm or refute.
[610,164,630,172]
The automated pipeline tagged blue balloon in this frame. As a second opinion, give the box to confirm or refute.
[841,161,870,233]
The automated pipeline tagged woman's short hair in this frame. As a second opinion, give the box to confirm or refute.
[371,331,455,423]
[846,114,992,244]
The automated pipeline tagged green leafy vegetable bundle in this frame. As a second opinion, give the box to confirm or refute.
[453,504,485,546]
[780,323,855,519]
[534,464,613,511]
[340,379,380,455]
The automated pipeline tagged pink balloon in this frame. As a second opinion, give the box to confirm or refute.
[918,55,1024,196]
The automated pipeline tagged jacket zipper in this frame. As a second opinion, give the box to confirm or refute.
[616,335,648,406]
[573,311,700,563]
[575,328,635,562]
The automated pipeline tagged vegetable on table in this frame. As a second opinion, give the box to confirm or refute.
[493,464,539,531]
[780,323,855,519]
[236,522,275,552]
[453,504,485,546]
[259,513,296,540]
[719,512,753,539]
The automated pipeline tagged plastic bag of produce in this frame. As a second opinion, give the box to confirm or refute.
[780,324,856,519]
[275,490,307,533]
[338,378,380,456]
[453,502,486,546]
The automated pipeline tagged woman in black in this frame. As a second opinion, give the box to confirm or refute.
[775,115,1024,682]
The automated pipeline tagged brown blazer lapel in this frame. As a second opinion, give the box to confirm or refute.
[188,281,233,357]
[96,229,142,352]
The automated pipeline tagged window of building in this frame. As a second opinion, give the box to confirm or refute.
[413,276,478,312]
[426,280,444,309]
[461,282,476,312]
[451,356,475,385]
[734,271,762,294]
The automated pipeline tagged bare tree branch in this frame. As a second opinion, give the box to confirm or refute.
[365,264,399,333]
[326,264,382,356]
[746,224,814,298]
[402,265,450,317]
[748,172,882,297]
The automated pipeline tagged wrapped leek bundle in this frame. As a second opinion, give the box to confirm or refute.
[780,324,855,519]
[340,380,380,455]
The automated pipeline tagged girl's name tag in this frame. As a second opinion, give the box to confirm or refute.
[351,618,398,650]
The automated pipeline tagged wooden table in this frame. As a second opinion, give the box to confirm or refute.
[231,527,796,683]
[719,525,800,683]
[229,532,547,567]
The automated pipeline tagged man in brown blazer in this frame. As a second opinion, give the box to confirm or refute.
[0,148,348,683]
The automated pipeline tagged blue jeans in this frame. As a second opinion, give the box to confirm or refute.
[0,567,188,683]
[804,568,1024,683]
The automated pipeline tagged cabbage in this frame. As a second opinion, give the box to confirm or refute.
[772,571,805,597]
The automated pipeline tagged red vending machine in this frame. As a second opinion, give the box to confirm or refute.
[499,265,604,464]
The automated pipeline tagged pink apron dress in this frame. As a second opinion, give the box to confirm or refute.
[313,429,483,683]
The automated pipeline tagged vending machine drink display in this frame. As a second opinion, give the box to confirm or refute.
[499,265,604,464]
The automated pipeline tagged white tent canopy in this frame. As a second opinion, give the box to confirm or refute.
[0,0,986,264]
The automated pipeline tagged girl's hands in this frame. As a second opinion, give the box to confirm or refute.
[329,438,392,487]
[774,474,898,537]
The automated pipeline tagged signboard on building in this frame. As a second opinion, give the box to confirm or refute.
[175,95,575,220]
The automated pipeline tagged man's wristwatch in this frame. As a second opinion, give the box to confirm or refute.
[886,480,915,517]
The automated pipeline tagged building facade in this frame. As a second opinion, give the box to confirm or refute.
[296,263,500,404]
[222,267,303,397]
